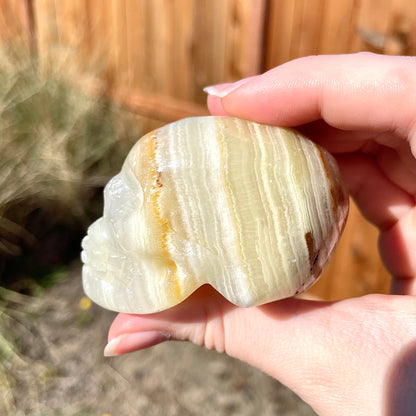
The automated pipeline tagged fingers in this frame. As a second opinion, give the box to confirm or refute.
[104,286,331,367]
[380,208,416,295]
[335,153,415,230]
[206,53,416,143]
[105,289,335,394]
[335,153,416,292]
[106,285,237,354]
[297,121,416,184]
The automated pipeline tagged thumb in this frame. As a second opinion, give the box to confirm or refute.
[103,288,416,415]
[103,285,336,410]
[104,285,329,372]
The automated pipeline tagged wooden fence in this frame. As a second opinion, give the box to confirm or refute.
[1,0,415,300]
[1,0,415,119]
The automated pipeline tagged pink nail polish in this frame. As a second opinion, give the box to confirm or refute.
[104,331,170,357]
[203,76,256,98]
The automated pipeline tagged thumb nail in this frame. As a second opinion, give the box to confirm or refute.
[203,76,256,98]
[104,331,170,357]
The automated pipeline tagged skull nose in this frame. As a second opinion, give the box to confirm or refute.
[81,218,111,269]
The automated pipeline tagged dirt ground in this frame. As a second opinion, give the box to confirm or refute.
[2,265,317,416]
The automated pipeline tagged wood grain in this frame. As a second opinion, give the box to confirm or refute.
[0,0,26,43]
[264,0,415,69]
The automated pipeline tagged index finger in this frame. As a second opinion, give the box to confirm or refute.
[206,53,416,150]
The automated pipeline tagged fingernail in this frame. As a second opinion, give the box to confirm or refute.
[203,76,256,98]
[104,331,170,357]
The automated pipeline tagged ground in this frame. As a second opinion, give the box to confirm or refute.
[1,265,317,416]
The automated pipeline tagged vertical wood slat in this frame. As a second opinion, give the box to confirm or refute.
[318,0,360,54]
[264,0,415,69]
[30,0,266,106]
[109,0,128,87]
[295,0,326,57]
[171,0,194,100]
[0,0,33,49]
[123,0,148,92]
[353,0,416,55]
[33,0,56,70]
[225,0,266,78]
[354,0,404,52]
[264,0,296,69]
[0,0,25,41]
[3,1,415,98]
[54,0,87,50]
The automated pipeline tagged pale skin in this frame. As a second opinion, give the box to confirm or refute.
[105,53,416,416]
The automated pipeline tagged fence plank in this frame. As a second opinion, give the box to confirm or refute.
[296,0,326,57]
[79,77,208,122]
[33,0,56,69]
[30,0,266,107]
[318,0,359,54]
[353,0,416,55]
[0,0,32,49]
[225,0,266,78]
[265,0,415,70]
[264,0,296,68]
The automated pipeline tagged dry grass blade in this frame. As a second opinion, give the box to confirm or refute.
[0,46,144,414]
[0,46,142,258]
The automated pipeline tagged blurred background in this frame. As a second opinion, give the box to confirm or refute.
[0,0,415,415]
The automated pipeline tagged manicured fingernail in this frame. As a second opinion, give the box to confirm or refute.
[104,331,170,357]
[203,76,256,98]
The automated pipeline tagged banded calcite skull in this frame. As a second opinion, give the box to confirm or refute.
[81,116,348,313]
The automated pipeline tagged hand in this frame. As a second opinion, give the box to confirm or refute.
[105,53,416,416]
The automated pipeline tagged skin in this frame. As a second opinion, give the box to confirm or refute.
[106,53,416,416]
